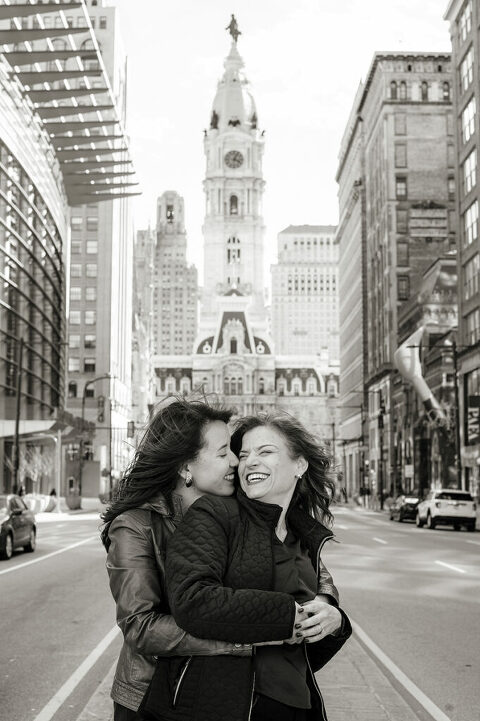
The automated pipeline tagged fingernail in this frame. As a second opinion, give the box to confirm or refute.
[295,623,302,629]
[298,607,305,612]
[296,632,302,637]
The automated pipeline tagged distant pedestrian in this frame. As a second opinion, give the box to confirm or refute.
[18,484,25,497]
[49,488,57,496]
[341,486,348,503]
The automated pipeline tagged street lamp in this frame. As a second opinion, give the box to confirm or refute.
[79,374,113,496]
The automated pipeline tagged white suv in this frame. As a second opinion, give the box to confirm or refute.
[416,489,476,532]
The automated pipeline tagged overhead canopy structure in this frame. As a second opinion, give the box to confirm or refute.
[0,0,140,205]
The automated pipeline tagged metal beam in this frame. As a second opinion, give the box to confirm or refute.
[69,181,140,189]
[57,147,127,161]
[44,120,118,132]
[27,87,108,101]
[69,191,141,206]
[66,170,137,180]
[0,27,88,44]
[36,104,115,119]
[14,69,102,84]
[62,159,133,173]
[50,134,124,148]
[0,3,82,20]
[5,50,97,66]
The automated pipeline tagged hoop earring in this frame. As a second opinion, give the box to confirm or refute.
[185,471,193,488]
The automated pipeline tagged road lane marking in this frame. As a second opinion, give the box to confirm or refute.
[465,540,480,547]
[372,537,388,544]
[32,625,120,721]
[352,619,453,721]
[435,560,466,574]
[0,536,97,576]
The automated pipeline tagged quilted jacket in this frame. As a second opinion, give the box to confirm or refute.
[141,491,351,721]
[106,496,251,712]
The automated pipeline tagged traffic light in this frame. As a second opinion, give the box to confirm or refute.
[97,395,105,423]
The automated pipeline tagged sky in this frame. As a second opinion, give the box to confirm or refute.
[113,0,451,280]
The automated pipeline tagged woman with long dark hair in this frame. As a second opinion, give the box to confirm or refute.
[101,398,243,721]
[142,412,351,721]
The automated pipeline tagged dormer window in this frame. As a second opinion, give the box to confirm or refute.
[230,195,238,215]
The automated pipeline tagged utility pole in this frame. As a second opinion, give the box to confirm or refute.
[452,340,463,489]
[378,393,385,510]
[12,338,24,493]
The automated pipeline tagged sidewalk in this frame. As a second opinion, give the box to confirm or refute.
[75,636,424,721]
[35,496,104,523]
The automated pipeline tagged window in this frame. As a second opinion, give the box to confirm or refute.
[70,286,81,301]
[396,176,407,198]
[86,216,98,231]
[397,275,410,300]
[68,381,77,398]
[68,357,80,372]
[399,81,407,100]
[465,368,480,444]
[84,334,96,349]
[464,200,478,246]
[464,254,479,299]
[86,264,97,277]
[86,240,97,254]
[390,81,397,99]
[463,148,476,194]
[84,358,96,373]
[85,310,96,325]
[71,241,82,254]
[71,217,82,230]
[460,47,474,92]
[465,308,480,345]
[99,16,107,28]
[396,209,408,232]
[85,386,95,399]
[85,286,96,301]
[166,204,174,222]
[443,82,450,101]
[230,339,237,353]
[395,143,407,167]
[394,114,406,135]
[69,334,80,349]
[461,96,476,143]
[71,264,81,278]
[69,310,81,325]
[397,241,409,266]
[420,81,428,101]
[229,195,238,215]
[458,0,472,42]
[258,377,265,395]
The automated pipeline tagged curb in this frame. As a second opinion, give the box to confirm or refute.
[75,661,115,721]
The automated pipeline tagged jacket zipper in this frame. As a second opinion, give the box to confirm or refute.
[172,656,192,707]
[247,648,256,721]
[304,647,328,721]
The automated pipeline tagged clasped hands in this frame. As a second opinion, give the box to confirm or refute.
[255,596,342,647]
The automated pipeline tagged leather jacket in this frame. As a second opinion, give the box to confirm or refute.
[106,494,340,712]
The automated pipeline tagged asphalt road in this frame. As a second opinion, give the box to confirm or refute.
[0,514,120,721]
[323,505,480,721]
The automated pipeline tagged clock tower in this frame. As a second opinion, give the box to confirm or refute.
[202,39,266,316]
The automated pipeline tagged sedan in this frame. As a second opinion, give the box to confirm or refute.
[0,494,36,560]
[389,494,419,522]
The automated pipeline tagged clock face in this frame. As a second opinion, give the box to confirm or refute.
[224,150,244,169]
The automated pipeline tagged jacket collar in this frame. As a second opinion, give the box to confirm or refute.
[139,493,184,524]
[236,487,334,554]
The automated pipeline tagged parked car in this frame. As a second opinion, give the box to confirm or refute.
[416,489,476,531]
[389,494,419,522]
[0,494,36,560]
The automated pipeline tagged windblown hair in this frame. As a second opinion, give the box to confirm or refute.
[230,412,335,526]
[100,398,232,549]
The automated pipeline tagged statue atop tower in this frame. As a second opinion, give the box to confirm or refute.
[225,14,241,43]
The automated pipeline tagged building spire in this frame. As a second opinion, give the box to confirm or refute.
[225,14,241,43]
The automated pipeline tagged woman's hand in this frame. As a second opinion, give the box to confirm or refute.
[284,602,308,645]
[295,596,342,643]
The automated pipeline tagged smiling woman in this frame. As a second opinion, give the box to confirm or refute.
[150,412,351,721]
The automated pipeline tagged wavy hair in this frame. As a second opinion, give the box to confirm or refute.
[230,412,335,525]
[100,398,232,549]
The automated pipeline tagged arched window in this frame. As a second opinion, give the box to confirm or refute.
[230,195,238,215]
[237,377,243,395]
[258,377,265,395]
[224,377,230,395]
[277,378,286,396]
[399,81,407,100]
[230,378,237,395]
[230,339,237,354]
[421,81,428,101]
[68,381,77,398]
[80,38,101,70]
[227,236,241,264]
[292,380,301,396]
[390,81,397,99]
[443,81,450,101]
[307,378,316,396]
